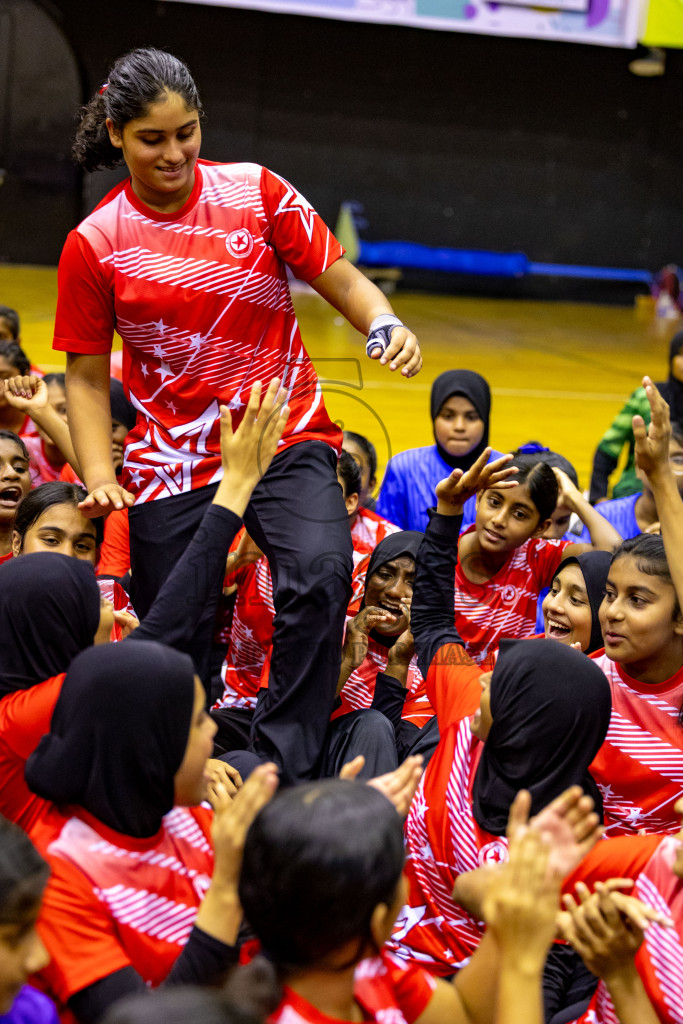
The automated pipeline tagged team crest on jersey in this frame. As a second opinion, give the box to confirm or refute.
[226,229,253,258]
[501,584,518,604]
[478,841,508,866]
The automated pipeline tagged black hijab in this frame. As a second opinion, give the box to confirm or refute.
[430,370,491,470]
[361,531,423,649]
[471,639,611,836]
[656,331,683,426]
[25,641,196,838]
[0,553,101,699]
[550,551,611,655]
[110,377,137,432]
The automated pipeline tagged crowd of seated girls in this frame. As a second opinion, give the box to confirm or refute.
[2,305,683,1024]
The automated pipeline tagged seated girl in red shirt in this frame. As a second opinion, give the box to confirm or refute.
[234,775,576,1024]
[585,380,683,839]
[25,640,280,1024]
[449,449,621,665]
[0,431,31,565]
[335,532,439,762]
[541,551,612,654]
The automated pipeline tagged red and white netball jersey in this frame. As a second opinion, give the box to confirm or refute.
[454,528,570,665]
[333,631,433,728]
[214,545,275,712]
[269,952,437,1024]
[388,658,501,975]
[589,651,683,837]
[23,436,64,487]
[53,161,345,504]
[350,507,400,559]
[34,806,214,1008]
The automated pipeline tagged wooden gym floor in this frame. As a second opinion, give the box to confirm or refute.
[2,261,678,494]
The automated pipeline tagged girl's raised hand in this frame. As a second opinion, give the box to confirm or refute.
[210,762,279,888]
[3,374,47,410]
[552,466,583,512]
[483,828,559,968]
[219,378,290,489]
[340,754,424,817]
[633,375,672,484]
[507,786,602,878]
[435,448,516,517]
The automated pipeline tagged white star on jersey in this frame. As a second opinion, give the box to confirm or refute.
[152,344,166,359]
[140,364,149,377]
[273,182,317,242]
[156,362,174,383]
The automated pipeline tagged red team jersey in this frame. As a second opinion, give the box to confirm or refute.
[332,631,433,728]
[589,651,683,837]
[32,805,215,1012]
[53,161,344,504]
[350,507,400,564]
[23,436,65,487]
[268,952,437,1024]
[454,528,570,665]
[213,531,276,712]
[388,646,494,975]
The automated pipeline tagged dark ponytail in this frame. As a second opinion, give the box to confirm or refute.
[73,47,202,172]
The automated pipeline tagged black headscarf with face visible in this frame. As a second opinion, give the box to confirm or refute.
[471,639,611,836]
[430,370,491,470]
[25,641,196,838]
[657,331,683,426]
[361,531,423,649]
[0,553,101,699]
[550,551,612,655]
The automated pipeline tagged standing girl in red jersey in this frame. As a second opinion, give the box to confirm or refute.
[448,450,621,664]
[588,378,683,838]
[56,47,421,783]
[0,431,31,565]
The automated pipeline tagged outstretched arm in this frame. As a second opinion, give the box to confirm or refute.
[633,375,683,608]
[556,468,622,557]
[411,450,516,676]
[309,258,422,378]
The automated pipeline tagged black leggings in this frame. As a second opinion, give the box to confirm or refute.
[129,441,353,784]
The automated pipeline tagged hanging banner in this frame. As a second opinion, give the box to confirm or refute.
[164,0,644,47]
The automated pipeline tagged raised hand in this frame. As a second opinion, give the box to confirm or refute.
[210,762,279,888]
[339,754,424,818]
[633,375,672,485]
[552,466,584,513]
[219,378,289,490]
[483,828,559,969]
[3,374,48,411]
[507,786,602,879]
[435,448,516,516]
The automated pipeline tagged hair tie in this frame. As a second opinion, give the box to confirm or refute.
[99,82,110,96]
